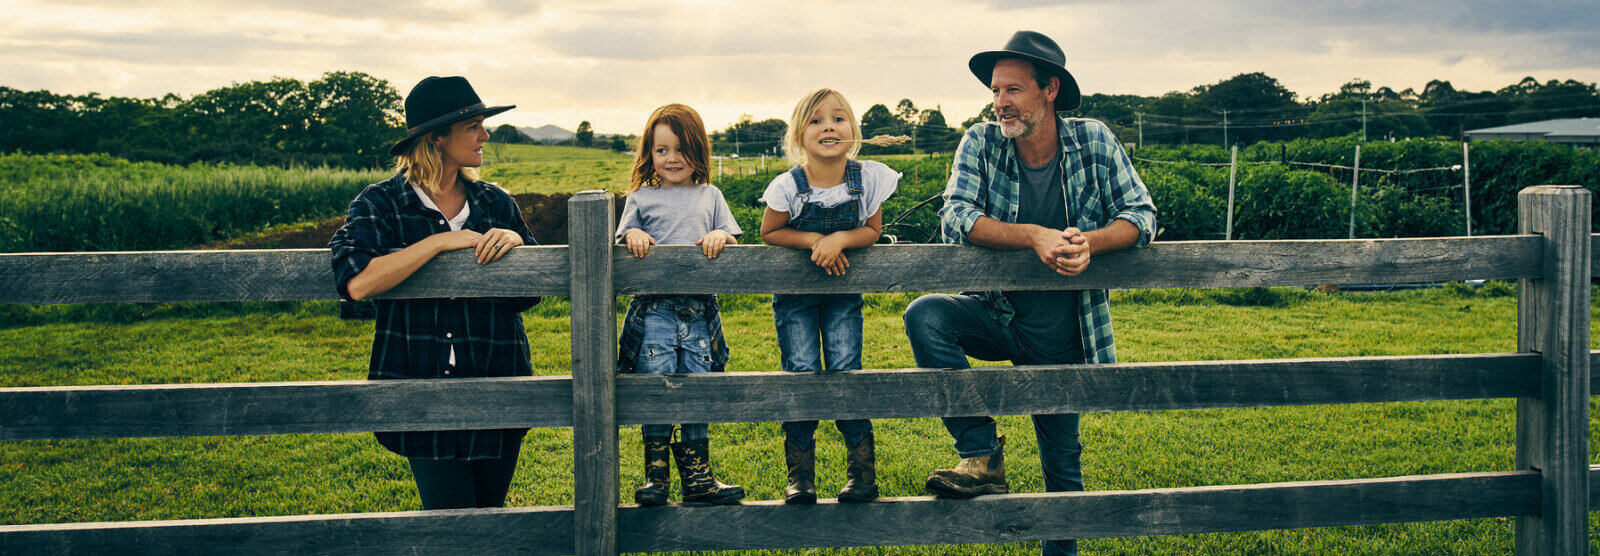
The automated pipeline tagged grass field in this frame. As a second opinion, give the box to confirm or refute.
[4,285,1599,553]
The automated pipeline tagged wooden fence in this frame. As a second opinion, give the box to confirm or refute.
[0,185,1593,554]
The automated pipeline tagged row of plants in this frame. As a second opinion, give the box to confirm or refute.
[5,135,1595,253]
[1134,136,1600,239]
[0,153,388,253]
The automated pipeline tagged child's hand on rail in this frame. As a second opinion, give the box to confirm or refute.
[623,229,656,258]
[696,230,735,259]
[811,233,850,276]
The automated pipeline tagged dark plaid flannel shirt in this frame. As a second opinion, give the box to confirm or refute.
[329,172,539,461]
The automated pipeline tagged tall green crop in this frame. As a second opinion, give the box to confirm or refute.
[0,153,389,252]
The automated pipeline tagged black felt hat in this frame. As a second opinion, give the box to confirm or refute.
[389,76,515,156]
[968,30,1081,111]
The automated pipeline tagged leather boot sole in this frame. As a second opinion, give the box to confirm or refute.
[784,490,818,504]
[925,477,1009,499]
[837,485,879,503]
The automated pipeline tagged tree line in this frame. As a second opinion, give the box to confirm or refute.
[1076,74,1600,146]
[707,74,1599,154]
[0,72,403,169]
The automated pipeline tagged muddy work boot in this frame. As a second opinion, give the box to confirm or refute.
[671,437,745,505]
[783,439,817,504]
[837,433,879,502]
[634,437,672,506]
[925,435,1008,498]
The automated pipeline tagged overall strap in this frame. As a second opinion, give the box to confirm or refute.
[844,160,865,198]
[787,165,812,196]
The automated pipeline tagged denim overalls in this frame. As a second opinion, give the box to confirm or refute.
[774,161,872,451]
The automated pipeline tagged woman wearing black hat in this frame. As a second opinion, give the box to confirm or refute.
[329,76,538,509]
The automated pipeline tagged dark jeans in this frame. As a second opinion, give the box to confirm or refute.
[903,293,1083,556]
[407,431,524,509]
[773,293,872,450]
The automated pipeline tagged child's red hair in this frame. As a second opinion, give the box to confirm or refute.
[629,104,712,192]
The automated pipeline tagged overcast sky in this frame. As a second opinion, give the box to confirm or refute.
[3,0,1596,135]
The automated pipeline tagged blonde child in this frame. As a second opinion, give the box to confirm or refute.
[616,103,745,506]
[759,88,899,504]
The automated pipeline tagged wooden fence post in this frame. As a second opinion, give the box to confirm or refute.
[1514,185,1590,555]
[570,190,619,555]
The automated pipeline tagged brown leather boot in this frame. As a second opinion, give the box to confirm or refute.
[671,437,745,505]
[837,433,879,502]
[925,435,1008,498]
[634,436,671,506]
[783,439,817,504]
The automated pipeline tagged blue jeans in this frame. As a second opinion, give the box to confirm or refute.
[773,293,872,450]
[636,298,713,441]
[903,294,1083,556]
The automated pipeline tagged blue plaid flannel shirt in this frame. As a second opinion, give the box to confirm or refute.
[329,172,539,460]
[939,117,1157,364]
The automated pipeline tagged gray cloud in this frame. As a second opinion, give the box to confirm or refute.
[45,0,545,25]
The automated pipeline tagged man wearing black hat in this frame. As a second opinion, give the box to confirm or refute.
[902,31,1156,556]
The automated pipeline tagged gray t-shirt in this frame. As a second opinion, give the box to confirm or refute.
[1003,147,1085,363]
[616,184,743,245]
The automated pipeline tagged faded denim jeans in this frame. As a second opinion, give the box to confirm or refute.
[636,297,714,441]
[903,293,1084,556]
[773,293,871,450]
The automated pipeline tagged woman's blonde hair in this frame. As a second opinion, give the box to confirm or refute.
[784,88,861,166]
[629,104,712,193]
[394,126,479,195]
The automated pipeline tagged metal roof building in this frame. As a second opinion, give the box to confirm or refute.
[1465,118,1600,145]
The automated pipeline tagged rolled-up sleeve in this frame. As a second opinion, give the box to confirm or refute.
[939,128,990,245]
[329,187,387,301]
[1089,122,1157,248]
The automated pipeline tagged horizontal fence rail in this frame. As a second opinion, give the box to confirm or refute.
[0,353,1542,441]
[0,236,1544,304]
[0,469,1555,554]
[0,247,572,304]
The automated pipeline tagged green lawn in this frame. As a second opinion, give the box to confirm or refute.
[2,286,1598,554]
[480,143,634,195]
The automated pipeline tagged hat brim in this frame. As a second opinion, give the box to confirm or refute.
[389,104,515,156]
[968,51,1081,112]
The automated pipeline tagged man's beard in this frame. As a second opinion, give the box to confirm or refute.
[998,110,1037,139]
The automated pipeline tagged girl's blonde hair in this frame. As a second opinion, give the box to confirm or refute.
[394,126,479,195]
[784,88,861,166]
[629,104,711,193]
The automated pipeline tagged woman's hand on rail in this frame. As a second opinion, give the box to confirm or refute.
[474,227,524,264]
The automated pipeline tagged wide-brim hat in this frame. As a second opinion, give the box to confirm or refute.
[968,30,1081,112]
[389,76,515,156]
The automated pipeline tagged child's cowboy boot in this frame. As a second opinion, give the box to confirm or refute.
[634,436,672,506]
[925,435,1008,498]
[837,432,879,502]
[783,438,817,504]
[671,437,745,505]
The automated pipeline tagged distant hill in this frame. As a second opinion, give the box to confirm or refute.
[519,125,575,143]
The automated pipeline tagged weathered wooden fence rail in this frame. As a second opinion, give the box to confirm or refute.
[0,185,1591,554]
